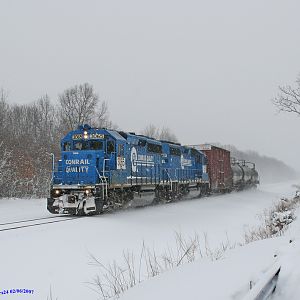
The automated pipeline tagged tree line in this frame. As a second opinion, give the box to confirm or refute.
[0,83,178,198]
[1,73,298,198]
[0,83,113,197]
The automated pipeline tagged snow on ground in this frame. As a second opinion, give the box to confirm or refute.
[0,198,51,222]
[271,206,300,300]
[120,206,300,300]
[0,181,298,300]
[119,237,285,300]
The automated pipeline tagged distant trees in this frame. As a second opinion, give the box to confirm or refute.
[0,141,13,195]
[160,127,178,142]
[0,93,60,197]
[217,143,297,183]
[141,124,178,142]
[273,75,300,116]
[0,83,115,198]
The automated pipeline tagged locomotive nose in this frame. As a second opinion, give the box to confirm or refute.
[62,152,98,185]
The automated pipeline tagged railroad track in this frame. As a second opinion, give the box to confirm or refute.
[0,215,78,232]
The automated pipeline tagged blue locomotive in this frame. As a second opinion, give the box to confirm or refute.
[47,124,210,215]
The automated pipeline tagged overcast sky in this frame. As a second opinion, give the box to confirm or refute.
[0,0,300,170]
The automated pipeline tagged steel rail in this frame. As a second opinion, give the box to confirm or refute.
[0,215,73,226]
[0,217,77,233]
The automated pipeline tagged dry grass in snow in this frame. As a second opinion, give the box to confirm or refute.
[89,194,300,300]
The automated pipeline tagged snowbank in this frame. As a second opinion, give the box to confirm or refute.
[119,238,285,300]
[119,206,300,300]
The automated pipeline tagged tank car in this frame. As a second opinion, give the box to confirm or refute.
[231,162,243,189]
[47,125,209,215]
[189,144,260,192]
[231,159,259,190]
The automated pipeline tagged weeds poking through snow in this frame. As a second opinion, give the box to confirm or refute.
[244,195,300,243]
[89,194,300,300]
[47,286,58,300]
[88,232,235,299]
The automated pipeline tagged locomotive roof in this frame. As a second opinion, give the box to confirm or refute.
[62,127,126,142]
[106,129,127,141]
[159,140,181,146]
[135,134,162,144]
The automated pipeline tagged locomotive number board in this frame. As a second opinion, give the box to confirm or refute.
[72,133,105,140]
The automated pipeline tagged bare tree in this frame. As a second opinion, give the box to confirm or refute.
[93,101,118,129]
[141,124,178,142]
[33,95,59,146]
[58,83,113,131]
[0,141,12,194]
[273,75,300,115]
[141,124,160,139]
[159,126,178,142]
[0,88,9,134]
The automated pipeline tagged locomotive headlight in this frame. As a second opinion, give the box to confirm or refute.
[55,189,60,195]
[85,189,91,195]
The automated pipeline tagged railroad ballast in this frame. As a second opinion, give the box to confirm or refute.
[47,124,259,215]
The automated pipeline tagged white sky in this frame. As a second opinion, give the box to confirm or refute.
[0,0,300,170]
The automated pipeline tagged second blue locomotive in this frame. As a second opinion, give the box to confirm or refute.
[48,125,209,215]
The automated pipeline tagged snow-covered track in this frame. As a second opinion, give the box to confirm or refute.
[0,216,78,232]
[0,215,74,226]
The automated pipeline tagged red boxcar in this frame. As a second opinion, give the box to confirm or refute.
[193,144,232,193]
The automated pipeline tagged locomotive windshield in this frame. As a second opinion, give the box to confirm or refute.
[63,140,103,151]
[90,141,103,150]
[74,141,89,150]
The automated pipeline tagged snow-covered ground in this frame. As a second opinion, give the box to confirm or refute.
[0,181,298,299]
[119,207,300,300]
[0,198,51,223]
[120,238,284,300]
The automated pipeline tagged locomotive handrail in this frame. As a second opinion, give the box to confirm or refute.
[101,159,110,199]
[50,153,56,184]
[94,162,109,200]
[164,169,173,191]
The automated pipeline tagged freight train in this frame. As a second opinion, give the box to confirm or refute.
[47,125,259,215]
